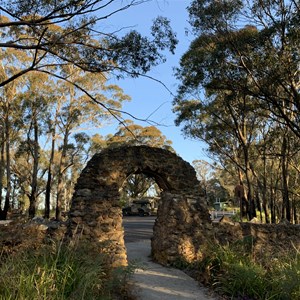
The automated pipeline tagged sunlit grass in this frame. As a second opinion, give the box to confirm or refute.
[0,241,134,300]
[191,239,300,299]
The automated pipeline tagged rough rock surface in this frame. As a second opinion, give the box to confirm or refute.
[68,145,211,267]
[213,219,300,256]
[0,217,68,254]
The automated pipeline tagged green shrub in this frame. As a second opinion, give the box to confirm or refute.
[269,250,300,300]
[194,239,300,300]
[0,241,133,300]
[216,258,270,299]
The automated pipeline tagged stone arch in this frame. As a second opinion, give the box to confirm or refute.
[68,145,211,267]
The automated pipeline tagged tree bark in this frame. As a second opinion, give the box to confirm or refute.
[28,116,39,219]
[281,135,291,221]
[293,198,298,224]
[2,111,11,220]
[0,129,5,217]
[56,130,69,221]
[44,133,55,219]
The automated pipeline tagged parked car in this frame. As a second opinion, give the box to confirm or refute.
[122,199,157,216]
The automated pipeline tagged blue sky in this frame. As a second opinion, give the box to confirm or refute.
[102,0,209,164]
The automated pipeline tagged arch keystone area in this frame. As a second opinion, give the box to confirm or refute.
[68,145,212,267]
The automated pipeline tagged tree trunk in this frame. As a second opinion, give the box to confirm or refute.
[56,131,69,221]
[56,171,64,221]
[293,198,298,224]
[0,131,5,217]
[44,168,52,219]
[245,163,256,220]
[259,177,269,223]
[261,152,269,223]
[270,187,276,223]
[281,135,291,221]
[269,161,277,223]
[44,134,55,219]
[28,117,39,219]
[2,113,11,220]
[237,170,246,220]
[255,186,262,222]
[250,157,269,223]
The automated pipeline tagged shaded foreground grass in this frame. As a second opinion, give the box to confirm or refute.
[0,241,134,300]
[188,238,300,300]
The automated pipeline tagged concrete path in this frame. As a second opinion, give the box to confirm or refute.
[125,240,219,300]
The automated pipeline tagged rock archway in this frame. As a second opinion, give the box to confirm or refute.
[68,145,212,267]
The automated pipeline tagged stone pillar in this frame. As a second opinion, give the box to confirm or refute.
[68,186,127,267]
[152,191,212,265]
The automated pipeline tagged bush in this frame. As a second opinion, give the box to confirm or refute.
[270,250,300,300]
[193,239,300,300]
[0,241,133,300]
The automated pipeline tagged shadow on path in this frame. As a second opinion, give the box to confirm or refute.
[125,240,219,300]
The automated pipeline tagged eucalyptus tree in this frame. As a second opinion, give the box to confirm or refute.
[192,159,213,205]
[251,122,276,223]
[0,48,26,219]
[0,117,4,216]
[105,120,173,150]
[286,131,300,224]
[273,125,300,223]
[90,120,174,201]
[0,0,177,119]
[174,0,300,222]
[110,121,174,200]
[0,0,178,219]
[183,0,300,135]
[52,64,130,220]
[12,71,54,218]
[175,88,263,219]
[90,120,174,155]
[44,95,60,219]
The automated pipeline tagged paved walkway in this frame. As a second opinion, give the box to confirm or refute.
[125,240,219,300]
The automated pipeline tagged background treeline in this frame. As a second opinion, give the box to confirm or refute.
[0,0,177,221]
[3,0,300,225]
[0,60,128,220]
[175,0,300,224]
[0,61,172,220]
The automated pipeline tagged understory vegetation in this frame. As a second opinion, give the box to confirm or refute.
[188,239,300,300]
[0,241,134,300]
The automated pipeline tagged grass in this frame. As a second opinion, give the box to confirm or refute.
[188,238,300,300]
[0,241,134,300]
